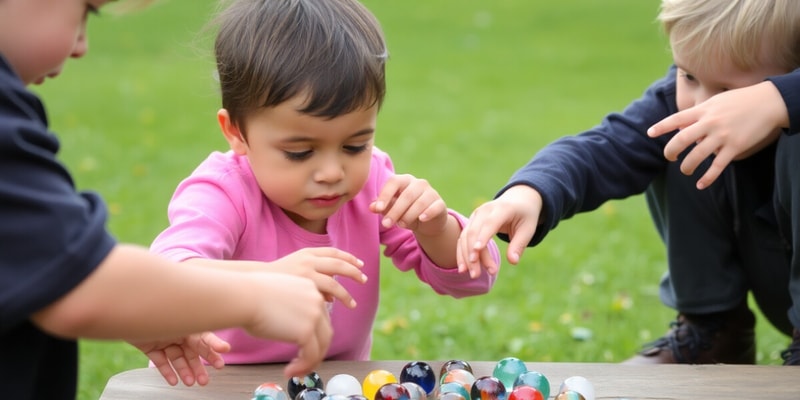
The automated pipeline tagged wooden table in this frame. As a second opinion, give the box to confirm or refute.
[99,360,800,399]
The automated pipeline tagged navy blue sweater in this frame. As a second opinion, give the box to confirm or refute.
[499,66,800,248]
[0,54,116,399]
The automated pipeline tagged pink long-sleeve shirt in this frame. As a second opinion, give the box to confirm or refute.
[150,147,499,364]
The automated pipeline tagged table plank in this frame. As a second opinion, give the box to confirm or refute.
[99,361,800,399]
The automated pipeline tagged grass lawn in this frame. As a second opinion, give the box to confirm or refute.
[31,0,791,399]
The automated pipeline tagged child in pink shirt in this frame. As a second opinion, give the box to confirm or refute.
[151,0,499,365]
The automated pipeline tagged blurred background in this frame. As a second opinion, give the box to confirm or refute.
[31,1,788,398]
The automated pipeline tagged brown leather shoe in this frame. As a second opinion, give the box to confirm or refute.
[623,303,756,365]
[781,329,800,365]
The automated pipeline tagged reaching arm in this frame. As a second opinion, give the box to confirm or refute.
[31,244,332,379]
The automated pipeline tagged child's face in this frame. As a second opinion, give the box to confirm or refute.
[219,96,378,233]
[0,0,107,85]
[672,47,788,112]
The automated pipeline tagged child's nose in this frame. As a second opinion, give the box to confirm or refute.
[314,159,345,183]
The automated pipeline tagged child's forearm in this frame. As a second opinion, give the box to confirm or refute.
[31,244,268,340]
[413,213,461,268]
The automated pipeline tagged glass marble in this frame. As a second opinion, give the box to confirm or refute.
[558,376,594,400]
[401,382,428,400]
[288,372,325,400]
[440,360,474,377]
[436,393,467,400]
[327,374,363,397]
[492,357,527,390]
[400,361,437,395]
[348,396,369,400]
[438,381,471,400]
[507,386,544,400]
[362,370,398,400]
[374,383,411,400]
[323,395,351,400]
[255,382,291,400]
[296,388,327,400]
[440,368,476,392]
[513,371,550,399]
[554,391,585,400]
[470,376,506,400]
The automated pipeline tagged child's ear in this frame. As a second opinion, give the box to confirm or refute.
[217,109,248,155]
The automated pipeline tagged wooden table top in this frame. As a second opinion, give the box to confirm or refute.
[99,360,800,399]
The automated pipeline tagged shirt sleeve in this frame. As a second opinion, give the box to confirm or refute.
[149,158,247,262]
[496,65,678,247]
[0,67,115,330]
[767,68,800,134]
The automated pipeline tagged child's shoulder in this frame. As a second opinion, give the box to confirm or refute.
[191,150,249,177]
[179,150,259,194]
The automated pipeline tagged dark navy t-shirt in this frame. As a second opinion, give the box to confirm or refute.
[0,54,116,399]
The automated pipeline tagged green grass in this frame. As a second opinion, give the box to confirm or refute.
[31,0,790,399]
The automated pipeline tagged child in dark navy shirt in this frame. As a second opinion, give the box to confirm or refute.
[458,0,800,365]
[648,69,800,364]
[0,1,335,398]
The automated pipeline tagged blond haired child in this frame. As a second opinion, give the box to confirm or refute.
[459,0,800,365]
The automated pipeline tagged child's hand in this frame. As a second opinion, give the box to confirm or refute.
[246,273,333,379]
[457,185,542,278]
[130,331,230,387]
[271,247,366,309]
[370,174,448,236]
[648,80,788,189]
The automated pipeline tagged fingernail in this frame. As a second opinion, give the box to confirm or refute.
[473,241,482,249]
[382,217,392,227]
[350,299,357,308]
[361,273,368,283]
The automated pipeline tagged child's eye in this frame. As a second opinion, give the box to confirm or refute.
[677,71,700,88]
[344,144,368,154]
[284,150,313,161]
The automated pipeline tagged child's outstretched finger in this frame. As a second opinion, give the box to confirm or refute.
[284,310,332,379]
[146,350,180,386]
[479,247,499,276]
[504,221,537,265]
[380,190,417,228]
[647,107,697,139]
[695,150,733,190]
[371,175,407,214]
[675,131,717,175]
[319,275,360,309]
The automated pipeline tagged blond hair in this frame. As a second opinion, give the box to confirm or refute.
[659,0,800,71]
